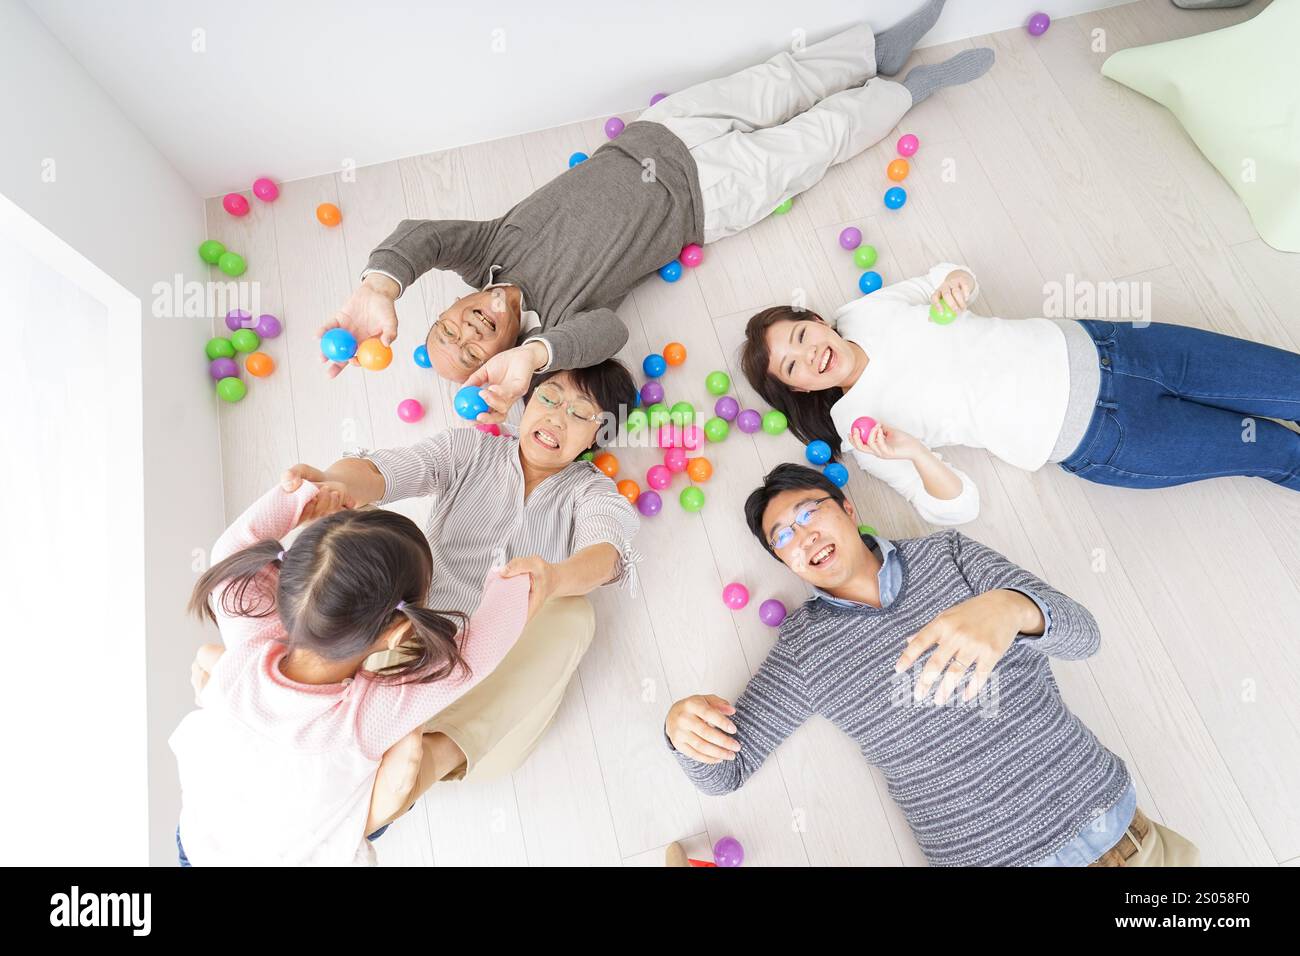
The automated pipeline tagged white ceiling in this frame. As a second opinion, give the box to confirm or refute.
[25,0,1128,197]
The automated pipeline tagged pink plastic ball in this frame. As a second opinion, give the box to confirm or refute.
[649,92,668,106]
[896,133,919,158]
[475,422,502,436]
[222,193,250,217]
[252,177,279,202]
[838,227,862,250]
[657,424,682,449]
[759,599,787,627]
[647,464,672,490]
[1027,12,1051,36]
[852,415,878,443]
[225,309,251,332]
[397,399,424,423]
[664,447,688,473]
[604,116,625,139]
[681,424,704,450]
[722,583,750,610]
[680,243,704,268]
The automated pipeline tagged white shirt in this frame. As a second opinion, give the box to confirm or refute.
[830,263,1073,525]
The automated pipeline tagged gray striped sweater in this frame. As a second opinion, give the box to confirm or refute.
[669,530,1130,866]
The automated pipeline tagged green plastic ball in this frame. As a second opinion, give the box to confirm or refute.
[853,245,878,269]
[772,198,794,216]
[579,451,596,462]
[217,251,247,277]
[670,401,695,425]
[705,371,730,396]
[858,524,878,537]
[647,403,670,428]
[929,300,958,325]
[198,239,226,265]
[762,410,788,435]
[216,376,247,403]
[704,416,730,443]
[626,408,648,432]
[680,486,705,512]
[230,329,261,353]
[205,336,236,360]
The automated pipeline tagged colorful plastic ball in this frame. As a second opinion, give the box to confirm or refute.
[681,424,704,450]
[838,227,862,250]
[687,457,713,483]
[1027,12,1051,36]
[246,352,275,377]
[858,524,878,537]
[216,376,246,403]
[413,344,432,368]
[897,133,919,157]
[637,490,663,517]
[824,462,849,487]
[641,380,665,406]
[647,403,671,427]
[762,410,788,435]
[454,385,489,420]
[225,309,250,332]
[198,239,226,265]
[680,486,705,512]
[643,353,668,378]
[884,187,908,210]
[594,452,620,478]
[859,271,883,295]
[230,328,260,353]
[664,342,687,365]
[254,314,282,339]
[704,416,730,443]
[617,479,640,504]
[758,599,787,627]
[205,336,236,361]
[722,582,750,610]
[356,337,393,371]
[887,158,910,182]
[222,193,250,217]
[647,464,672,490]
[568,151,589,168]
[664,447,688,473]
[649,91,668,106]
[705,371,730,396]
[680,244,703,268]
[604,116,625,139]
[853,244,878,269]
[316,203,342,227]
[805,440,832,465]
[670,401,696,425]
[217,251,247,277]
[626,408,649,432]
[580,451,596,462]
[659,260,683,283]
[320,328,357,362]
[930,299,958,325]
[252,177,279,202]
[772,198,794,215]
[852,416,878,443]
[713,836,744,868]
[397,399,425,423]
[476,422,502,436]
[209,357,239,381]
[714,396,740,421]
[737,409,763,433]
[657,424,681,449]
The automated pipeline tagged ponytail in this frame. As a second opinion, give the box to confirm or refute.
[373,604,471,685]
[188,538,284,625]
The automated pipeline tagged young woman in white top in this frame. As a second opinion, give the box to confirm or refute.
[740,263,1300,524]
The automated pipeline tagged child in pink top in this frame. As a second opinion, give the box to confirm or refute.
[169,480,529,865]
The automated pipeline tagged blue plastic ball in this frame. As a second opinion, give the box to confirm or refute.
[413,344,431,368]
[659,260,683,283]
[643,353,668,378]
[805,440,832,465]
[823,462,849,487]
[858,271,883,295]
[453,385,490,421]
[320,328,358,362]
[884,187,908,210]
[568,151,589,168]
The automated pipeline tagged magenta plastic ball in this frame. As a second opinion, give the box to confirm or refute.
[736,409,763,433]
[254,314,282,338]
[475,422,502,436]
[722,583,750,610]
[252,177,279,202]
[758,599,787,627]
[397,399,424,423]
[680,243,704,267]
[604,116,625,139]
[838,227,862,250]
[714,396,740,421]
[222,193,250,217]
[681,424,703,450]
[713,836,744,867]
[1027,12,1051,36]
[647,465,672,490]
[657,424,682,449]
[664,447,688,472]
[852,415,878,443]
[209,357,239,380]
[641,381,665,406]
[649,91,668,106]
[637,490,663,516]
[897,133,919,157]
[224,309,250,332]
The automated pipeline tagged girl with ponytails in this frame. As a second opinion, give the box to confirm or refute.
[741,262,1300,524]
[169,478,529,865]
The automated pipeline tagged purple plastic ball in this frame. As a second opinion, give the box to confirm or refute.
[838,227,862,250]
[1027,12,1051,36]
[714,396,740,422]
[637,490,663,517]
[254,313,282,338]
[758,599,787,627]
[713,836,744,868]
[649,91,668,106]
[225,309,250,332]
[736,409,763,434]
[209,357,239,380]
[641,380,665,406]
[604,116,625,139]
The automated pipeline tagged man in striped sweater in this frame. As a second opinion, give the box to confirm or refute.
[664,464,1199,867]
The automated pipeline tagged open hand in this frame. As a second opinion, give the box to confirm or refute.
[462,342,548,424]
[319,275,401,378]
[665,694,740,764]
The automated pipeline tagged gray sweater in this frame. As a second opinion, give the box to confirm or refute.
[669,530,1131,867]
[366,121,703,371]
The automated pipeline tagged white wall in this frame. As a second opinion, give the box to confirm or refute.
[25,0,1132,197]
[0,0,223,866]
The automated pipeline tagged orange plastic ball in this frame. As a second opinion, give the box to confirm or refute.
[687,457,713,483]
[356,337,393,370]
[617,479,640,504]
[316,202,342,226]
[663,342,687,366]
[886,159,909,182]
[245,351,275,377]
[594,452,619,478]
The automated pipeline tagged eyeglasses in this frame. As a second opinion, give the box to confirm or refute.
[533,382,602,424]
[770,496,834,550]
[430,319,486,369]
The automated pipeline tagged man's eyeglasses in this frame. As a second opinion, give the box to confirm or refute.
[533,382,602,424]
[770,496,834,550]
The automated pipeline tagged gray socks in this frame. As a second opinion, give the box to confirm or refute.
[901,48,995,104]
[875,0,948,76]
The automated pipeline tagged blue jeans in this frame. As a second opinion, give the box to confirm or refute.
[176,823,390,866]
[1060,321,1300,490]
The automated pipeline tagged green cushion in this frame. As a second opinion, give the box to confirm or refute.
[1101,1,1300,253]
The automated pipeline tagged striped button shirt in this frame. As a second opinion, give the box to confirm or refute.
[668,529,1131,867]
[349,426,640,617]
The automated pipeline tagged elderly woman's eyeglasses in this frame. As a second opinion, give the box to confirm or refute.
[533,382,602,424]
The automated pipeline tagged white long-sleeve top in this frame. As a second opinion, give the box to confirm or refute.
[829,263,1074,525]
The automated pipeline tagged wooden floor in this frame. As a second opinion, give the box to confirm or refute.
[206,0,1299,866]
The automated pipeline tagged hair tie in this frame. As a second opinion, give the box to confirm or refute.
[395,600,407,612]
[276,550,286,562]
